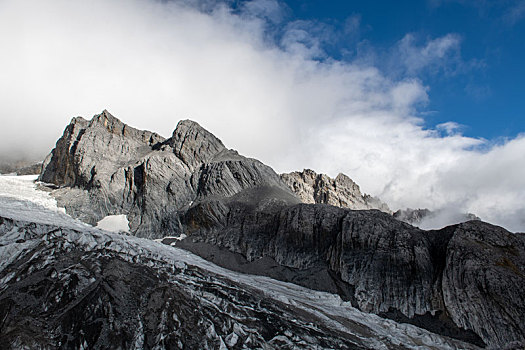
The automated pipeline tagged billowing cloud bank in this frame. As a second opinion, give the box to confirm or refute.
[0,0,523,231]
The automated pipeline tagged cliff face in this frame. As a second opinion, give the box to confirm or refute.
[442,222,525,346]
[37,111,525,348]
[181,198,525,347]
[281,169,391,213]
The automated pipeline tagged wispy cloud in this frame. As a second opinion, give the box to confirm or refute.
[389,33,484,77]
[504,0,525,25]
[429,0,525,26]
[240,0,288,24]
[0,0,524,231]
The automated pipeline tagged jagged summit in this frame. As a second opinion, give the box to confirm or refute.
[39,110,295,236]
[39,110,165,188]
[281,169,391,213]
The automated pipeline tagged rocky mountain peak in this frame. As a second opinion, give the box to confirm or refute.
[39,110,166,188]
[89,109,122,130]
[169,119,226,170]
[281,169,391,213]
[90,110,165,145]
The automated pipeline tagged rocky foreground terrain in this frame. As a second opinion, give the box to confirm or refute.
[1,110,524,348]
[0,188,482,350]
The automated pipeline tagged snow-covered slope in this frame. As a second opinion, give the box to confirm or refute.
[0,175,480,349]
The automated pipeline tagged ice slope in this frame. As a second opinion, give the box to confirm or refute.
[0,175,479,349]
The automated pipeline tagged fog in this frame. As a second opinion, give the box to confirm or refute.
[0,0,524,231]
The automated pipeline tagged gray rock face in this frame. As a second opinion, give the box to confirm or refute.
[169,119,226,171]
[38,111,525,348]
[39,111,296,238]
[40,110,186,236]
[442,222,525,347]
[281,169,391,213]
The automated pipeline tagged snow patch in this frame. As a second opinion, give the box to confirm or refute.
[96,214,130,233]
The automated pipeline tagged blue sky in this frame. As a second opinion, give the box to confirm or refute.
[258,0,525,140]
[1,0,524,231]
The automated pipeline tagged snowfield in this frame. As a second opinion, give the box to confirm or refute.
[0,175,480,349]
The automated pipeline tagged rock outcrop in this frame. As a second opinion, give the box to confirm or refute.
[37,111,525,348]
[281,169,391,213]
[442,222,525,347]
[181,198,525,347]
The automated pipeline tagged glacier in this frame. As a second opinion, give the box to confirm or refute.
[0,175,482,349]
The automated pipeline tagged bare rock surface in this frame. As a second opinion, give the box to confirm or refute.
[281,169,391,213]
[442,222,525,347]
[36,111,525,348]
[181,197,524,347]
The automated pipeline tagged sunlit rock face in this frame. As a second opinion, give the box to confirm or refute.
[39,110,293,238]
[35,111,525,348]
[281,169,391,213]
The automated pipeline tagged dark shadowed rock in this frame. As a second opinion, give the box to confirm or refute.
[2,215,413,350]
[179,196,525,347]
[442,221,525,347]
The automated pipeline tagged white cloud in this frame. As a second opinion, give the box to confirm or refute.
[436,121,463,136]
[393,33,463,76]
[0,0,524,231]
[241,0,287,24]
[504,1,525,25]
